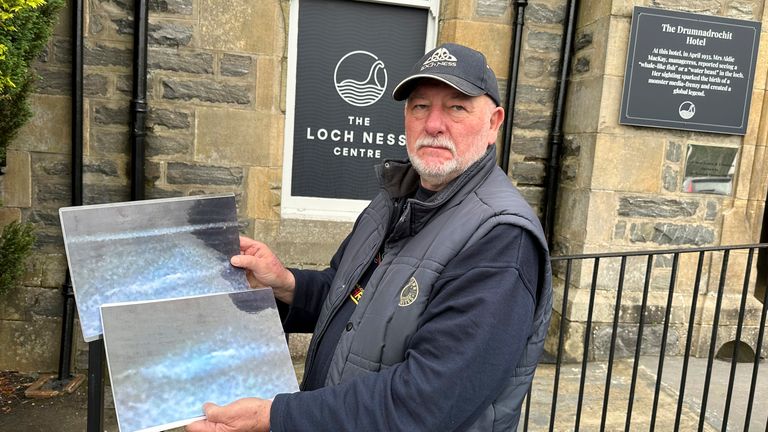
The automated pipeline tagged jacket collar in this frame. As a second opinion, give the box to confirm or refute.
[377,145,498,240]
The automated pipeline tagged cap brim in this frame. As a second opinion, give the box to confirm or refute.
[392,73,486,101]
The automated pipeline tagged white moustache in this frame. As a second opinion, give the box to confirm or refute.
[415,136,456,155]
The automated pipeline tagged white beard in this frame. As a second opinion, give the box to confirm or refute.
[408,135,488,187]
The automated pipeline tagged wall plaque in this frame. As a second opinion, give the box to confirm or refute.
[620,7,761,135]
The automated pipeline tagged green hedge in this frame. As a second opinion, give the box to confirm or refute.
[0,220,35,296]
[0,0,64,165]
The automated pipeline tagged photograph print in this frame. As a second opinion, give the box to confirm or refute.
[101,289,299,432]
[59,193,250,342]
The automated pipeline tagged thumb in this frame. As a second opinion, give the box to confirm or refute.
[202,402,225,422]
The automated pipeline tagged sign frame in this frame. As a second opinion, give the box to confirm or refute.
[282,0,439,221]
[619,6,761,135]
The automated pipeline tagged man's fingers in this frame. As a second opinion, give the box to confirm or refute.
[185,419,216,432]
[239,236,261,253]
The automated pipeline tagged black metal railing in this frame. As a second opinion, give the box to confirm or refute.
[523,244,768,432]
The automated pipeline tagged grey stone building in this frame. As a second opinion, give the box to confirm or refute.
[1,0,767,373]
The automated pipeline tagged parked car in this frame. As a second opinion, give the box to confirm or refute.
[682,176,733,195]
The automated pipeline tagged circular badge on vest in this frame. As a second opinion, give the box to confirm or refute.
[399,277,419,307]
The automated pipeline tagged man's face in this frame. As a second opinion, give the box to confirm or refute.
[404,80,504,191]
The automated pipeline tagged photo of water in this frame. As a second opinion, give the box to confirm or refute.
[101,290,299,432]
[59,194,250,342]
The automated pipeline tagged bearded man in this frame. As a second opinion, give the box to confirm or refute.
[188,43,552,432]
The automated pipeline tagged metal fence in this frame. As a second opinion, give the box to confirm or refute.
[523,244,768,432]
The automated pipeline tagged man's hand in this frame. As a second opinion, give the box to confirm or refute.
[185,398,272,432]
[231,236,296,304]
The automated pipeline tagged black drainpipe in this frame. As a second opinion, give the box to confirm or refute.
[500,0,528,174]
[86,2,148,431]
[130,0,149,201]
[543,0,580,245]
[57,0,84,384]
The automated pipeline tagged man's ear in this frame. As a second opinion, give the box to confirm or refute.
[487,105,505,143]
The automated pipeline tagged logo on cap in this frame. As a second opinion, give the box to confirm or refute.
[421,47,457,70]
[334,50,388,107]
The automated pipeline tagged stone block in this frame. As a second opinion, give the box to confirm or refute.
[84,42,132,68]
[0,208,22,228]
[255,55,281,111]
[704,200,718,221]
[743,90,764,147]
[93,103,130,126]
[754,31,768,91]
[199,0,281,54]
[617,196,698,218]
[84,158,122,178]
[439,20,512,80]
[720,202,754,246]
[521,55,560,80]
[476,0,509,18]
[146,132,194,157]
[577,0,611,27]
[591,134,664,193]
[662,165,678,192]
[3,150,32,208]
[149,0,193,15]
[166,162,243,186]
[244,167,280,220]
[734,143,755,200]
[515,84,556,105]
[511,161,546,185]
[35,67,72,96]
[0,285,28,321]
[564,76,601,133]
[584,190,616,245]
[629,222,714,246]
[148,21,194,47]
[510,132,549,159]
[0,317,60,372]
[89,129,130,156]
[440,0,473,20]
[162,78,252,105]
[221,53,254,77]
[11,95,71,155]
[196,107,274,166]
[148,48,213,74]
[526,29,563,54]
[272,219,353,267]
[82,182,131,205]
[148,108,192,131]
[605,16,630,77]
[527,2,566,24]
[724,0,760,19]
[555,185,590,244]
[40,253,68,289]
[597,75,626,134]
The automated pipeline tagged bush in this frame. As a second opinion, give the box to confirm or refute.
[0,0,64,165]
[0,220,35,296]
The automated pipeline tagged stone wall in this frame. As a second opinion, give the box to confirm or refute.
[0,0,546,372]
[2,0,766,372]
[548,0,768,362]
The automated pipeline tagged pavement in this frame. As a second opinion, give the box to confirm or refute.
[0,356,765,431]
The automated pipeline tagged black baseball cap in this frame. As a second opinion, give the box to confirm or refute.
[392,43,501,106]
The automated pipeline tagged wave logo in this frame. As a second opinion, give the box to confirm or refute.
[679,101,696,120]
[334,51,388,107]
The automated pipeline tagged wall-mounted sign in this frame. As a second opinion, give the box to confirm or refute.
[620,7,761,135]
[283,0,437,220]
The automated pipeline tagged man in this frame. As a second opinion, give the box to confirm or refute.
[187,43,552,432]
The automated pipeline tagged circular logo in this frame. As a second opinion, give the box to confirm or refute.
[398,277,419,307]
[334,51,388,107]
[679,101,696,120]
